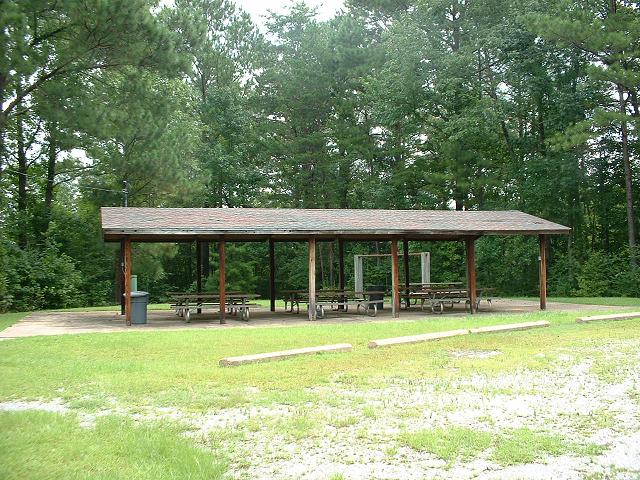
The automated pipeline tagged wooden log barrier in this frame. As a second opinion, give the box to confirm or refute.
[576,312,640,324]
[469,320,550,334]
[220,343,353,367]
[368,329,470,349]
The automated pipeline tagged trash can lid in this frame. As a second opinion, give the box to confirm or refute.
[124,291,149,298]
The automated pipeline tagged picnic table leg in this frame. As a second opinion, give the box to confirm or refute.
[242,297,248,321]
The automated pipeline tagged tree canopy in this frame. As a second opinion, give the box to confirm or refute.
[1,0,639,311]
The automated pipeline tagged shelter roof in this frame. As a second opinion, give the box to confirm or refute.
[101,207,570,242]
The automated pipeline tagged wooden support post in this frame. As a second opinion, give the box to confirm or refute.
[391,239,400,318]
[308,237,316,321]
[123,237,132,326]
[196,240,202,314]
[403,238,410,302]
[338,238,345,310]
[539,234,547,310]
[219,239,226,324]
[269,239,276,312]
[338,238,345,290]
[119,239,125,316]
[465,237,477,314]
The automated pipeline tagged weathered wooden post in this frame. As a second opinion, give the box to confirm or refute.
[539,234,547,310]
[196,239,202,314]
[119,240,125,316]
[391,239,400,318]
[338,238,345,310]
[403,238,410,306]
[219,238,226,324]
[123,237,132,326]
[338,238,345,290]
[308,237,316,321]
[465,237,477,314]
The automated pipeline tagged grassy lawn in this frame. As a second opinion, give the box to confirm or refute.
[1,309,639,407]
[520,296,640,306]
[400,426,598,467]
[0,309,628,406]
[1,307,639,478]
[0,312,28,333]
[0,411,226,480]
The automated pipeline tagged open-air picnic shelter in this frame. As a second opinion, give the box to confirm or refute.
[100,207,571,325]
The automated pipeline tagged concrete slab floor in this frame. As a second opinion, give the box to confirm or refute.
[0,299,620,339]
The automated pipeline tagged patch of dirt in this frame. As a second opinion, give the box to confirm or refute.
[2,340,640,480]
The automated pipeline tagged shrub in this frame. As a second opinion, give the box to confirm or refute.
[0,239,83,311]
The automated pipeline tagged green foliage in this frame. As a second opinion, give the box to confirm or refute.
[491,428,570,466]
[0,239,83,312]
[2,0,640,310]
[401,425,587,466]
[204,243,259,293]
[0,411,227,480]
[575,250,640,298]
[576,251,615,297]
[400,427,493,464]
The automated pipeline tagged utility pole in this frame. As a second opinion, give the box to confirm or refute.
[123,180,129,207]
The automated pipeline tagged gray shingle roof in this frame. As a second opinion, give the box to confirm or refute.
[101,207,570,241]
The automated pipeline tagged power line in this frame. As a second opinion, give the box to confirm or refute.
[4,168,126,194]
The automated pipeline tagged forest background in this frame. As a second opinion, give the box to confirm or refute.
[1,0,638,311]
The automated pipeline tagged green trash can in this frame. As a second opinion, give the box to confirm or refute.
[130,291,149,324]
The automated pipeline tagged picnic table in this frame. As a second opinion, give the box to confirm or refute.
[403,283,463,306]
[281,289,386,318]
[400,286,494,313]
[168,292,261,322]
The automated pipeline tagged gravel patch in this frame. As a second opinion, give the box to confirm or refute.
[2,339,639,480]
[450,350,502,359]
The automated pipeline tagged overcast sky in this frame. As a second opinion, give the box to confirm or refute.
[235,0,345,27]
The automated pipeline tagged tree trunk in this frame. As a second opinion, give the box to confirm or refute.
[16,104,28,248]
[16,121,27,212]
[618,84,637,266]
[337,154,350,208]
[0,70,6,181]
[43,125,57,234]
[536,94,546,154]
[0,113,5,182]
